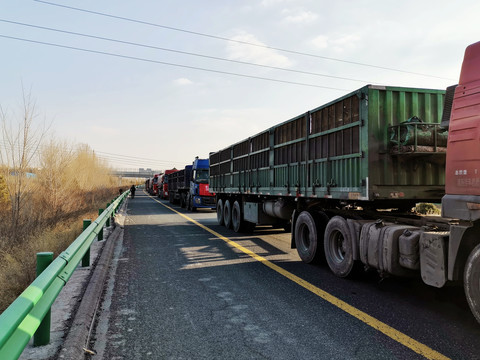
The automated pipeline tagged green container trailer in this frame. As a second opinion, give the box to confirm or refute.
[210,85,446,208]
[209,43,480,326]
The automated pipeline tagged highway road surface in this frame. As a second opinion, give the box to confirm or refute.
[90,191,480,360]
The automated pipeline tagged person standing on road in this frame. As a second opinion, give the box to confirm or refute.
[130,184,136,198]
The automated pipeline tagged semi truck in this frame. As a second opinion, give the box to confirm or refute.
[145,178,151,193]
[152,173,162,195]
[167,166,192,207]
[158,168,177,199]
[209,41,480,324]
[167,158,216,211]
[145,174,161,195]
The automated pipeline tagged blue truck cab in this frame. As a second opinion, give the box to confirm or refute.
[186,157,215,211]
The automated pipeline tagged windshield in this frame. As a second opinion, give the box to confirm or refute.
[195,169,209,184]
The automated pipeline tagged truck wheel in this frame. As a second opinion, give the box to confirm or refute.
[324,216,355,278]
[216,199,224,225]
[188,197,197,212]
[464,243,480,324]
[295,211,321,263]
[224,199,232,229]
[232,200,244,233]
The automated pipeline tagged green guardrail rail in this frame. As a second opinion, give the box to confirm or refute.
[0,190,130,360]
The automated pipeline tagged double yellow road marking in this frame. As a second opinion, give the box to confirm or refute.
[149,193,449,360]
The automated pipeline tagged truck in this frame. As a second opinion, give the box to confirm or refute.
[158,168,177,199]
[167,166,191,207]
[145,174,161,195]
[209,41,480,324]
[167,158,216,211]
[151,173,161,195]
[145,178,151,193]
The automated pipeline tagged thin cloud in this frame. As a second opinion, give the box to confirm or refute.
[226,32,292,68]
[311,34,361,53]
[282,9,318,24]
[173,78,193,86]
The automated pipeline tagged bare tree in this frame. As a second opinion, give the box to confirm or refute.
[0,87,49,243]
[37,138,74,218]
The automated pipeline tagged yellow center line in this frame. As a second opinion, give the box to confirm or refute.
[146,192,449,360]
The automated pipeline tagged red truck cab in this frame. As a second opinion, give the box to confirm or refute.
[443,41,480,220]
[159,169,177,200]
[152,174,160,196]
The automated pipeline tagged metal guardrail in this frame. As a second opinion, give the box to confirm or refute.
[0,190,130,360]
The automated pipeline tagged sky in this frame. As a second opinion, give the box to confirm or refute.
[1,0,479,172]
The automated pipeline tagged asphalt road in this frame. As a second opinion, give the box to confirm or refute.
[91,191,480,360]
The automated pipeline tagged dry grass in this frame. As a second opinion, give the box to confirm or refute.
[0,143,134,312]
[415,202,441,215]
[0,188,122,312]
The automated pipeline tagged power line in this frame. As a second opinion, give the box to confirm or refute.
[95,156,168,169]
[94,155,178,168]
[0,141,177,168]
[0,19,368,84]
[0,34,350,91]
[94,150,178,165]
[33,0,456,81]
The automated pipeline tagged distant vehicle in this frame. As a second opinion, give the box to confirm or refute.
[167,158,215,211]
[151,173,161,196]
[144,178,150,193]
[158,169,177,200]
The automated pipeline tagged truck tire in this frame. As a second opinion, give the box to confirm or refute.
[295,211,322,264]
[216,198,224,225]
[324,216,356,278]
[231,200,254,233]
[232,200,242,232]
[224,199,233,229]
[464,243,480,324]
[189,197,197,212]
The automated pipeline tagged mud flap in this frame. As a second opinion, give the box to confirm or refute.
[291,209,299,248]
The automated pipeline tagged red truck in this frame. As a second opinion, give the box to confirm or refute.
[158,168,177,200]
[151,173,161,196]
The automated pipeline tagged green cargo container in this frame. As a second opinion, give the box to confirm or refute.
[210,85,446,207]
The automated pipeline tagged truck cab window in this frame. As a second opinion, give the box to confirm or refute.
[195,169,209,184]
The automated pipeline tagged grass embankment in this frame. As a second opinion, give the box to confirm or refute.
[0,142,134,313]
[0,190,119,312]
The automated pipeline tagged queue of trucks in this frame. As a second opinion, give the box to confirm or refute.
[146,158,215,211]
[148,42,480,324]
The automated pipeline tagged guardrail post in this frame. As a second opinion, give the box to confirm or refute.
[33,252,53,346]
[98,209,104,241]
[106,203,111,227]
[82,219,92,267]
